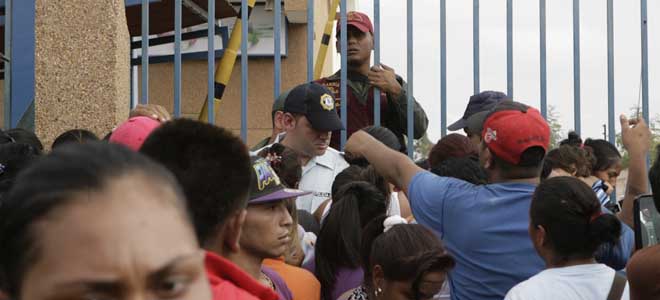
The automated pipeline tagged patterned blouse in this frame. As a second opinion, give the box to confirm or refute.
[347,285,369,300]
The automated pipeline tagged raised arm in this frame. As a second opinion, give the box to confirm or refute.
[618,114,651,228]
[344,130,423,195]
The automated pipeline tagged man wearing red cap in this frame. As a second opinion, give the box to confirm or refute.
[344,101,549,300]
[315,11,428,150]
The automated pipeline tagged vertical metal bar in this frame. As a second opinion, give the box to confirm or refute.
[141,0,149,104]
[641,0,650,169]
[406,0,414,158]
[506,0,513,98]
[373,0,381,126]
[207,0,215,123]
[274,0,281,98]
[441,0,447,137]
[473,0,480,94]
[174,0,182,117]
[641,0,649,124]
[607,0,616,205]
[540,0,547,119]
[241,0,249,141]
[573,0,581,134]
[3,0,12,129]
[339,0,348,149]
[607,0,615,144]
[307,0,314,82]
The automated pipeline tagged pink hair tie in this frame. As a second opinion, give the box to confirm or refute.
[589,211,604,223]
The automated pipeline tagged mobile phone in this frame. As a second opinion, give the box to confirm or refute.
[633,194,660,250]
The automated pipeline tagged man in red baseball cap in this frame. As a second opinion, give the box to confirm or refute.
[343,101,551,300]
[315,11,428,151]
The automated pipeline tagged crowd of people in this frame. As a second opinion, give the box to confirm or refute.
[1,10,659,300]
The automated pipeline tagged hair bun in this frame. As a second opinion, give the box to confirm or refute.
[383,215,408,232]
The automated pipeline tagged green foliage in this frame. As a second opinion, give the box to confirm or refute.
[546,105,563,149]
[616,113,660,168]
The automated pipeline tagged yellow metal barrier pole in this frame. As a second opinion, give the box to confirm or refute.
[198,0,257,122]
[313,0,340,80]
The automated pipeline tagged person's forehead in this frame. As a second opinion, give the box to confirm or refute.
[25,174,197,282]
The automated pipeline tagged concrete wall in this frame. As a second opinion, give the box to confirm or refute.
[34,0,130,148]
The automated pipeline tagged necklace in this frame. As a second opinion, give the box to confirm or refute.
[261,271,276,290]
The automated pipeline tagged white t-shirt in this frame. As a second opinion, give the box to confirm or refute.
[505,264,629,300]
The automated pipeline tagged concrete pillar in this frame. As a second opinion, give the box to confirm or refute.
[35,0,130,147]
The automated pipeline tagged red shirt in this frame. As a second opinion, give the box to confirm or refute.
[205,251,279,300]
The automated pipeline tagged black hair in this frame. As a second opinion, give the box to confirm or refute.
[51,129,99,150]
[257,143,301,189]
[541,145,592,180]
[491,146,546,179]
[0,130,14,145]
[140,119,251,246]
[364,126,402,153]
[582,137,621,173]
[0,143,40,200]
[560,131,583,147]
[315,181,388,300]
[0,142,183,298]
[531,176,621,261]
[347,127,402,167]
[361,215,455,299]
[5,128,43,155]
[431,156,487,185]
[331,165,365,197]
[650,144,660,212]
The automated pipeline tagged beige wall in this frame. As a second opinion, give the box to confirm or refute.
[139,0,336,148]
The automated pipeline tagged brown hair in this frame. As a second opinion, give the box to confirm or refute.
[428,134,478,169]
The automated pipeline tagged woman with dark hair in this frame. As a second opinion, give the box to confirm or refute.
[540,145,592,180]
[0,143,40,200]
[338,215,455,300]
[51,129,100,149]
[313,182,388,300]
[0,143,212,300]
[427,133,478,170]
[4,128,44,154]
[561,131,622,192]
[505,176,628,299]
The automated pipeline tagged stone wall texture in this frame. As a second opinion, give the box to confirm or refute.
[35,0,130,148]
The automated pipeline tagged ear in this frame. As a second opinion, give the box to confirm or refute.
[530,224,548,248]
[224,209,247,253]
[481,145,493,170]
[273,111,285,130]
[372,264,385,292]
[281,113,297,131]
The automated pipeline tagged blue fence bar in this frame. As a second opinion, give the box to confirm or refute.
[241,0,248,141]
[607,0,616,205]
[573,0,581,134]
[339,0,348,149]
[506,0,513,98]
[3,0,11,128]
[607,0,615,144]
[373,0,381,126]
[307,0,314,82]
[274,0,281,98]
[473,0,480,94]
[441,0,447,137]
[174,0,182,117]
[141,0,149,104]
[539,0,547,119]
[641,0,649,125]
[407,0,414,158]
[207,0,215,123]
